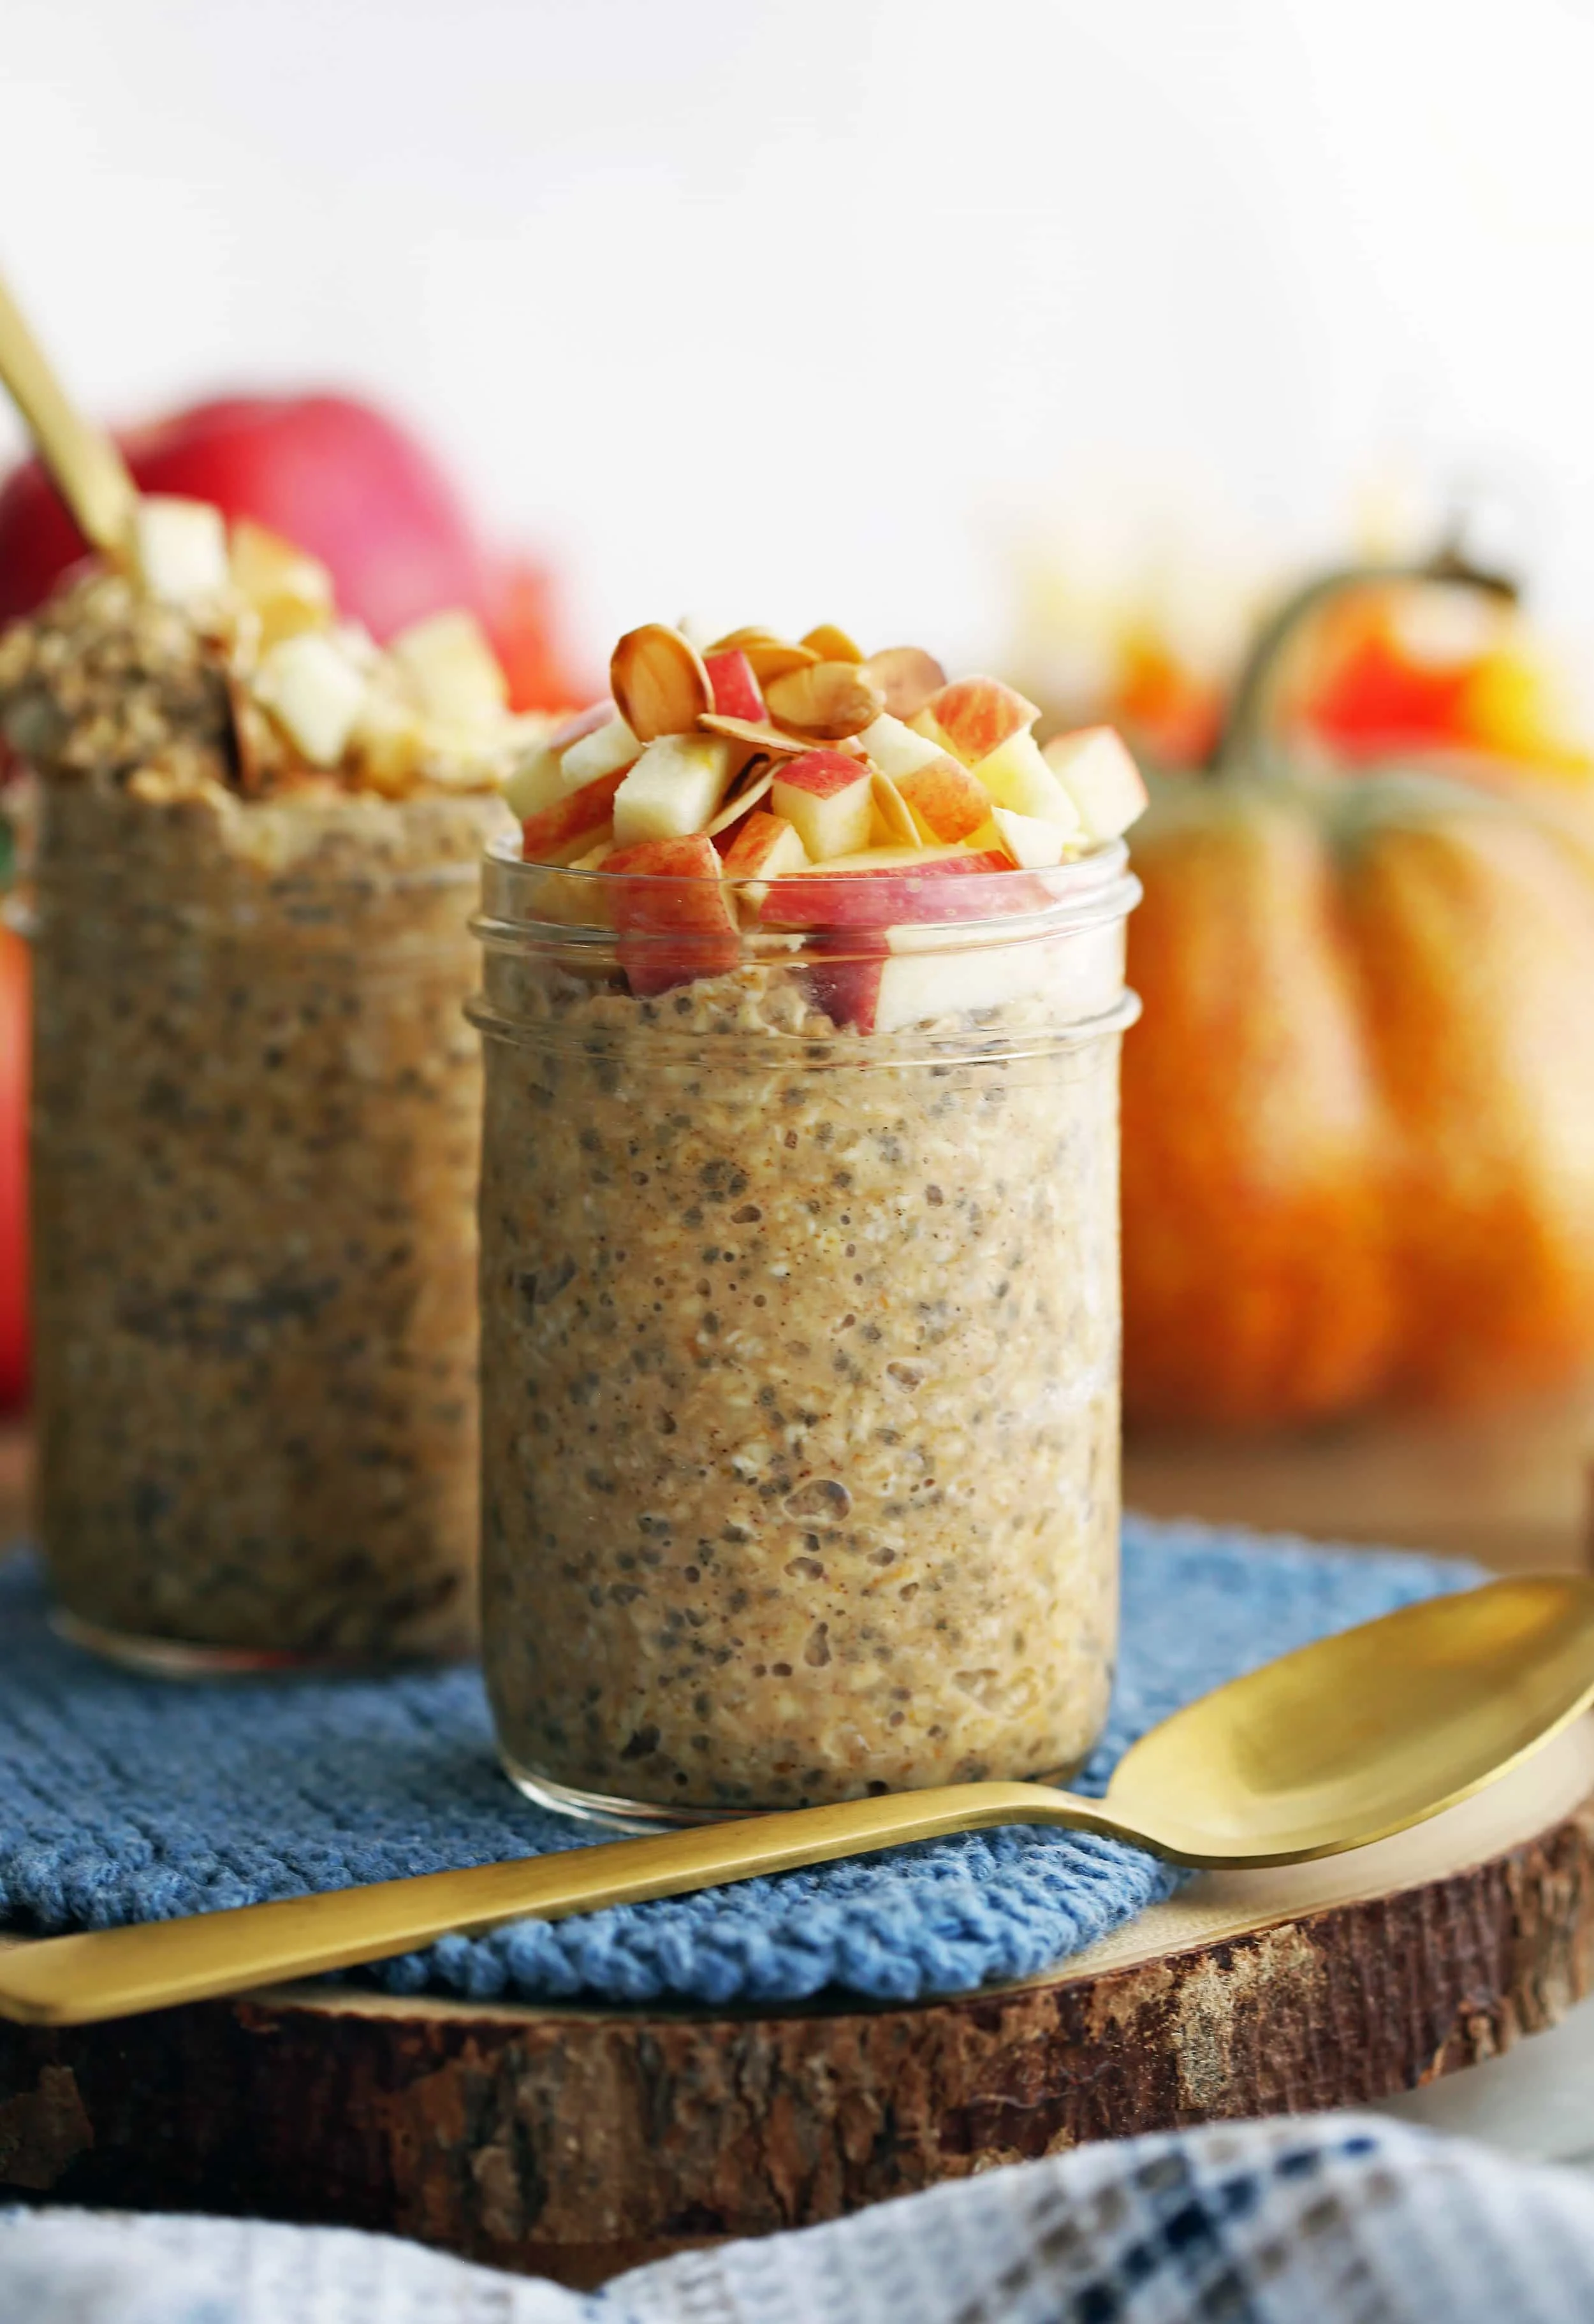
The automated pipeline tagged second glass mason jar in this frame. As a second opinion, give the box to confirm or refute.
[472,836,1141,1823]
[29,779,501,1669]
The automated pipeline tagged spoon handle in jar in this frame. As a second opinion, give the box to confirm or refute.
[0,1781,1125,2028]
[0,268,138,556]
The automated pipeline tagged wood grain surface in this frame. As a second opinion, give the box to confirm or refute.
[4,1721,1594,2288]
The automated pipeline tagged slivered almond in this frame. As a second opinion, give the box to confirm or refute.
[705,763,775,835]
[610,624,713,741]
[863,645,947,721]
[701,713,839,757]
[801,623,863,663]
[707,627,819,685]
[764,660,884,741]
[869,767,923,848]
[225,672,291,797]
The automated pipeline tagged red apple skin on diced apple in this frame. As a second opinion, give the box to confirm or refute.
[920,677,1041,766]
[895,753,992,843]
[811,929,1064,1034]
[720,811,807,881]
[520,767,626,861]
[805,945,889,1034]
[760,850,1021,930]
[605,834,741,997]
[771,751,875,860]
[705,650,766,724]
[777,750,870,799]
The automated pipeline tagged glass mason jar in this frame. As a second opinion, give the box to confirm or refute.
[471,834,1141,1824]
[27,778,504,1671]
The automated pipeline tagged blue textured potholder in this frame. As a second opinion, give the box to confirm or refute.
[0,1518,1479,2008]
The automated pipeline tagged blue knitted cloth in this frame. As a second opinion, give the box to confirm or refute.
[0,1519,1479,2008]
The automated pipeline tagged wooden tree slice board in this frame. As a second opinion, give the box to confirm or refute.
[3,1719,1594,2290]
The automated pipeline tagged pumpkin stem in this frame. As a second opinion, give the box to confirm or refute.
[1211,546,1518,782]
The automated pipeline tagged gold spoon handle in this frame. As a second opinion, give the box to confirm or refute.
[0,266,137,556]
[0,1782,1121,2028]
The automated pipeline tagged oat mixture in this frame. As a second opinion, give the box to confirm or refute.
[477,943,1127,1812]
[2,536,523,1660]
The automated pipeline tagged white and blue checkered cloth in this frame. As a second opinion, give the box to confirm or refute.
[9,2112,1594,2321]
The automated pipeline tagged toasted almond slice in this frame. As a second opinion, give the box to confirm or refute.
[705,763,775,836]
[764,660,885,741]
[863,646,947,721]
[869,767,923,848]
[701,713,837,757]
[225,672,291,797]
[611,623,713,742]
[801,623,863,664]
[707,627,820,685]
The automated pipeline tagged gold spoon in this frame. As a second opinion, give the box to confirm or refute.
[0,265,138,556]
[4,1572,1593,2028]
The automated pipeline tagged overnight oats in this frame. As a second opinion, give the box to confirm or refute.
[0,498,533,1666]
[473,618,1147,1820]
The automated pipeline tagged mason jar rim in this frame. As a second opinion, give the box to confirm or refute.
[477,830,1139,954]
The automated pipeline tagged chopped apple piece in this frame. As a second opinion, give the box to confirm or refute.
[916,676,1041,767]
[351,687,426,794]
[771,751,875,860]
[1042,726,1149,839]
[390,610,508,725]
[895,752,992,843]
[760,850,1014,930]
[605,832,740,996]
[971,729,1083,832]
[770,850,1053,1031]
[868,768,922,848]
[991,805,1069,868]
[720,811,809,906]
[784,843,971,873]
[525,833,618,928]
[704,649,766,724]
[229,520,334,644]
[131,496,230,609]
[613,732,738,848]
[504,743,566,820]
[253,632,367,767]
[521,767,627,861]
[561,714,641,790]
[856,713,945,781]
[812,938,1059,1035]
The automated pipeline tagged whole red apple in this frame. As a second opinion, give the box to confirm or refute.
[0,391,583,710]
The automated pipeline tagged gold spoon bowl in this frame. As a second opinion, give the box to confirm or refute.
[4,1574,1593,2028]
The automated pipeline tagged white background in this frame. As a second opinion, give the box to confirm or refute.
[3,0,1593,672]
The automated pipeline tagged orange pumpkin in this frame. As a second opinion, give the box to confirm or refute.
[1122,564,1594,1429]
